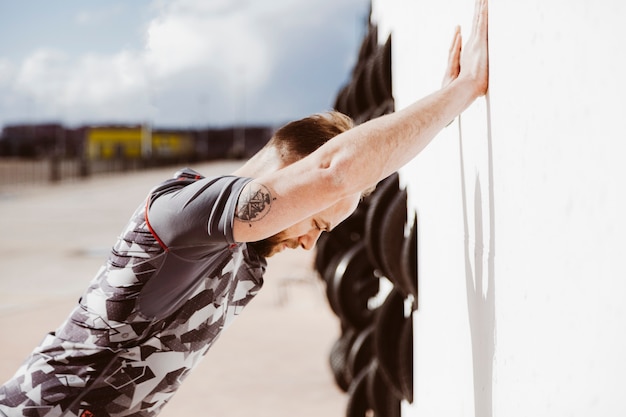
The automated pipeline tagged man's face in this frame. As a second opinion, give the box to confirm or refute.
[250,193,361,257]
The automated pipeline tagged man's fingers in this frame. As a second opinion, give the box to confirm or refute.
[449,25,462,54]
[472,0,488,38]
[442,26,462,88]
[448,25,462,70]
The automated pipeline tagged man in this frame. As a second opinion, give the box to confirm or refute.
[0,0,488,415]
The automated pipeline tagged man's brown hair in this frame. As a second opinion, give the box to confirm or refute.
[267,111,354,163]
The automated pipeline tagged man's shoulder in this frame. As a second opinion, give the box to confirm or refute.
[172,167,205,181]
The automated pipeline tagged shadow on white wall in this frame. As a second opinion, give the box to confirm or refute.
[459,95,495,417]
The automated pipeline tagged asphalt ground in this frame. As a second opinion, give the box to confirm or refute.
[0,160,347,417]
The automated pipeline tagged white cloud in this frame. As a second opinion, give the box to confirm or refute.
[15,49,70,103]
[144,0,272,91]
[0,58,15,87]
[10,48,153,122]
[0,0,369,128]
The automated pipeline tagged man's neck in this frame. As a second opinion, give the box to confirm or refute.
[232,146,285,179]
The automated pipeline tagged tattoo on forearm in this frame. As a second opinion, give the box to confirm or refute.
[236,182,274,224]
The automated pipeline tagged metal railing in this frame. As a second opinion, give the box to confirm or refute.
[0,157,175,189]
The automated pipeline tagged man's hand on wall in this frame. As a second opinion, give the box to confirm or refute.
[460,0,489,96]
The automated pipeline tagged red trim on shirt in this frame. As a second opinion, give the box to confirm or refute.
[145,196,169,252]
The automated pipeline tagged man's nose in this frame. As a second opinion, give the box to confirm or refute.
[298,229,323,250]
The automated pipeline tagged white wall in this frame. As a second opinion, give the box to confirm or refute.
[371,0,626,415]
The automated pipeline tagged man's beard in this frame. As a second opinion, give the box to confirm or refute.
[248,232,297,258]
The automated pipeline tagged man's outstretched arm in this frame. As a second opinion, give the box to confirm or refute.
[234,0,488,243]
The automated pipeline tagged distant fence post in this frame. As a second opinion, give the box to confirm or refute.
[79,156,90,178]
[49,155,61,182]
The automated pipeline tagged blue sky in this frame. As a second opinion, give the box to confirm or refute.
[0,0,370,129]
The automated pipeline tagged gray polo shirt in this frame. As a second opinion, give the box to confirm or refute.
[0,168,266,417]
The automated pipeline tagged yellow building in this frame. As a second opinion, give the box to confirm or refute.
[152,130,194,159]
[85,125,144,160]
[85,125,194,161]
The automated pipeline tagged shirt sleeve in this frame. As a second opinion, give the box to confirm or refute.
[146,175,252,249]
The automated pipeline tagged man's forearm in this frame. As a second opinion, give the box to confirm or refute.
[319,76,482,196]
